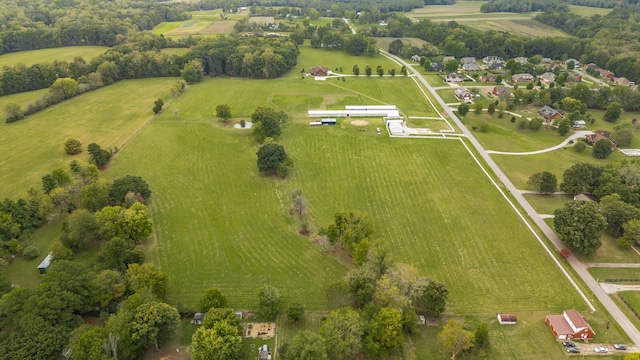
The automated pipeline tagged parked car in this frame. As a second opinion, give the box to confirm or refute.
[614,344,627,350]
[567,347,580,353]
[594,346,608,353]
[562,341,576,347]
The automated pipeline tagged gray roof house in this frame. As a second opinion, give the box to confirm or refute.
[445,73,465,83]
[38,253,53,275]
[462,63,481,71]
[461,56,476,64]
[483,56,504,64]
[512,73,534,82]
[442,56,455,63]
[540,72,556,84]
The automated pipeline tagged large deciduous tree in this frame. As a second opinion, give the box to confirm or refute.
[125,263,169,298]
[560,163,602,194]
[256,143,288,175]
[319,307,364,360]
[216,104,232,123]
[554,200,607,255]
[109,175,151,205]
[599,194,640,236]
[95,203,152,244]
[62,209,100,251]
[64,138,82,155]
[251,107,288,142]
[68,325,110,360]
[285,331,328,360]
[87,143,112,168]
[191,320,243,360]
[438,319,475,360]
[527,171,558,194]
[593,138,613,159]
[604,101,622,123]
[412,280,449,317]
[258,284,282,320]
[200,288,228,313]
[130,301,180,352]
[181,59,204,84]
[364,307,404,357]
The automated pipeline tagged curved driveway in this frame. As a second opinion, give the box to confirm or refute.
[487,131,594,155]
[381,50,640,345]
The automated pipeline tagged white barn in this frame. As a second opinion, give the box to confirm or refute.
[308,105,400,118]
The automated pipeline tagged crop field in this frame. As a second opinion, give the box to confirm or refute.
[375,37,429,52]
[202,21,237,34]
[248,16,275,23]
[0,78,176,199]
[0,46,108,67]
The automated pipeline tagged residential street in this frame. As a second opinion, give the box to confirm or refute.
[381,50,640,345]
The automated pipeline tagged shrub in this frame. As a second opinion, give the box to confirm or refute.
[22,245,40,260]
[617,237,630,249]
[64,138,82,155]
[478,122,489,132]
[574,141,586,152]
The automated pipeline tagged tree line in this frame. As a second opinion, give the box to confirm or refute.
[480,0,570,13]
[0,0,190,54]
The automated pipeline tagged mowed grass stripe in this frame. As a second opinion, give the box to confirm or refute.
[106,121,346,309]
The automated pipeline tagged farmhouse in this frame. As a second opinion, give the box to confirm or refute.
[614,77,632,87]
[539,72,556,84]
[445,73,465,83]
[461,56,476,64]
[492,86,511,99]
[462,63,480,71]
[310,66,329,77]
[497,314,517,325]
[480,75,496,83]
[37,253,53,275]
[546,309,595,340]
[431,62,443,72]
[512,73,534,82]
[539,106,562,121]
[454,87,473,101]
[308,105,400,118]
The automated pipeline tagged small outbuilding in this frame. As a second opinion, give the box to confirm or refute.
[321,118,337,126]
[259,344,271,360]
[194,312,205,325]
[497,314,517,325]
[37,253,53,275]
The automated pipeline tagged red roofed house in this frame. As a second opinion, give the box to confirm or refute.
[546,309,595,341]
[586,130,616,149]
[310,66,329,77]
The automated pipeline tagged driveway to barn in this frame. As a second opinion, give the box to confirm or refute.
[380,50,640,346]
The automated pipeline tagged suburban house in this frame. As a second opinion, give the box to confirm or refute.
[596,129,612,138]
[454,87,473,102]
[614,77,632,87]
[461,56,476,64]
[411,54,421,62]
[564,58,580,67]
[492,86,511,99]
[259,344,271,360]
[480,75,497,83]
[584,63,599,70]
[574,193,596,202]
[483,56,504,64]
[462,63,481,71]
[512,73,534,82]
[539,105,562,121]
[430,62,443,72]
[546,309,595,340]
[488,61,505,70]
[442,55,455,63]
[514,57,528,64]
[542,57,552,64]
[539,72,556,84]
[497,314,517,325]
[598,69,615,80]
[586,132,616,149]
[569,72,583,82]
[310,66,329,77]
[445,73,465,83]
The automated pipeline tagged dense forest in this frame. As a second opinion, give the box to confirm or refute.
[0,0,190,54]
[481,0,639,12]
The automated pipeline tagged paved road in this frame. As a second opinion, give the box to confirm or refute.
[601,283,640,294]
[380,50,640,345]
[486,130,594,155]
[519,190,568,195]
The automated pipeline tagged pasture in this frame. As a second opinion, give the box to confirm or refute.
[0,46,108,67]
[0,78,177,199]
[152,10,243,36]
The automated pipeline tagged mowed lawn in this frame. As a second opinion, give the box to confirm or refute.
[0,46,108,67]
[0,78,176,198]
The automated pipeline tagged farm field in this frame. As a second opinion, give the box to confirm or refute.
[152,10,244,36]
[0,78,176,199]
[0,46,108,67]
[0,88,47,110]
[568,4,613,16]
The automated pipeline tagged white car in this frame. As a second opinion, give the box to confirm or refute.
[594,346,608,353]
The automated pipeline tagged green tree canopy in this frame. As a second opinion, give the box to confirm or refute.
[251,107,287,142]
[285,331,328,360]
[191,320,243,360]
[554,200,607,255]
[604,101,622,123]
[258,284,282,320]
[438,319,475,360]
[527,171,558,194]
[593,138,613,159]
[68,325,110,360]
[216,104,232,123]
[62,209,99,251]
[109,175,151,205]
[319,307,364,360]
[256,143,288,175]
[125,263,169,298]
[364,307,404,357]
[560,163,602,194]
[200,288,228,313]
[130,301,180,352]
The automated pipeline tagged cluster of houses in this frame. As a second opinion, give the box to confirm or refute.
[583,62,637,89]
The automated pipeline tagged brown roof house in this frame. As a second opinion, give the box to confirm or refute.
[480,75,497,83]
[539,72,556,84]
[310,66,329,77]
[539,105,562,121]
[492,86,511,99]
[546,309,595,341]
[512,73,534,82]
[454,87,473,102]
[614,77,632,87]
[445,73,465,83]
[598,69,615,80]
[586,132,616,149]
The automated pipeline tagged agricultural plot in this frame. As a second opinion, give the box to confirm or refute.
[202,21,237,34]
[568,4,612,16]
[0,46,108,67]
[0,78,176,199]
[248,16,275,24]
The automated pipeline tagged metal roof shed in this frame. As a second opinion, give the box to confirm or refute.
[38,253,53,275]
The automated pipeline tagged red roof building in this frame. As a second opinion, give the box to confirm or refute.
[546,309,595,340]
[310,66,329,77]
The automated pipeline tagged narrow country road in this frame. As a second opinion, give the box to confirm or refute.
[379,50,640,345]
[486,130,594,155]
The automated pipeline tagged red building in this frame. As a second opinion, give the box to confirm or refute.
[546,309,595,341]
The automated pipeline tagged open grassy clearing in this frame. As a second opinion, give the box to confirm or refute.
[618,291,640,316]
[0,88,47,110]
[0,78,176,199]
[589,268,640,283]
[467,19,568,37]
[375,37,429,52]
[160,48,190,56]
[523,194,572,214]
[568,4,613,16]
[0,46,108,67]
[297,43,399,79]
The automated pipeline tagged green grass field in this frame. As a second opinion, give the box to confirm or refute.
[0,78,177,199]
[588,268,640,283]
[0,46,108,67]
[523,194,572,214]
[0,88,48,110]
[160,48,191,56]
[618,291,640,316]
[568,4,613,16]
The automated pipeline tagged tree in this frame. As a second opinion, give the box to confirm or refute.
[560,163,602,194]
[97,237,144,272]
[0,314,70,360]
[457,103,469,116]
[181,59,204,84]
[125,263,169,298]
[258,285,282,320]
[438,320,475,360]
[365,66,372,77]
[287,301,304,322]
[42,174,57,194]
[599,194,640,236]
[87,143,111,168]
[256,143,288,175]
[130,301,180,352]
[5,102,24,123]
[110,175,151,205]
[474,102,483,115]
[191,321,243,360]
[364,307,404,357]
[95,203,152,244]
[49,78,78,99]
[62,209,100,251]
[92,269,126,308]
[152,98,164,114]
[216,104,232,123]
[413,280,449,316]
[319,307,364,360]
[622,219,640,246]
[529,117,543,130]
[68,325,110,360]
[251,107,287,142]
[377,66,384,77]
[575,141,587,152]
[474,322,490,349]
[527,171,557,194]
[64,138,82,155]
[612,125,634,147]
[201,308,243,333]
[285,331,328,360]
[593,139,613,159]
[604,102,622,123]
[352,65,360,76]
[200,288,228,312]
[557,119,571,136]
[487,102,496,115]
[554,200,607,255]
[444,59,459,73]
[80,180,111,212]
